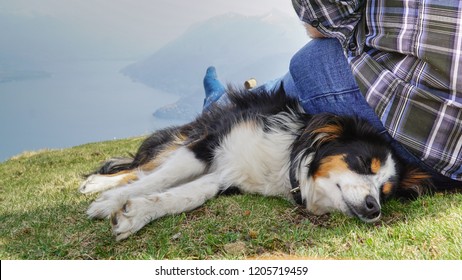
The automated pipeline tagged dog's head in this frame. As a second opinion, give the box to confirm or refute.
[290,114,431,222]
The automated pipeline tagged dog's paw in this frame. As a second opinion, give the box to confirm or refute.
[86,192,127,219]
[110,198,156,241]
[79,174,117,194]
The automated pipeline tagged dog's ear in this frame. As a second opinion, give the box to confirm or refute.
[289,114,341,193]
[305,113,344,147]
[396,167,433,199]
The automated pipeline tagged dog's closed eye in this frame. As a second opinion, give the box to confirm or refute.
[357,156,369,172]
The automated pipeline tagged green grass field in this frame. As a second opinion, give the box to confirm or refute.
[1,137,461,259]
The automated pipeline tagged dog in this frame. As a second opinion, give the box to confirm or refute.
[80,87,431,241]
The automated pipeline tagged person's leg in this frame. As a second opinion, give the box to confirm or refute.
[202,40,393,136]
[284,39,460,187]
[283,38,386,133]
[201,39,459,187]
[202,39,380,128]
[202,67,285,111]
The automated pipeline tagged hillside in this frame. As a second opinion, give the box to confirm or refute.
[1,139,461,259]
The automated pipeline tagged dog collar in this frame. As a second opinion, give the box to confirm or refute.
[290,186,304,206]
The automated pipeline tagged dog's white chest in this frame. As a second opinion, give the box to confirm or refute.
[212,121,294,197]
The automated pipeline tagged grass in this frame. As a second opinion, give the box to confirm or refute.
[0,137,461,260]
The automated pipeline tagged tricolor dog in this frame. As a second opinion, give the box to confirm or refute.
[80,87,431,240]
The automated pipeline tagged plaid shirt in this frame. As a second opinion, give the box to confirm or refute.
[292,0,462,181]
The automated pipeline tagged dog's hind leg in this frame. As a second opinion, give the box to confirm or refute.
[86,146,208,219]
[79,157,164,194]
[110,173,222,241]
[80,126,186,194]
[79,170,137,194]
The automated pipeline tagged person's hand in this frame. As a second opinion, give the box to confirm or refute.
[304,23,325,38]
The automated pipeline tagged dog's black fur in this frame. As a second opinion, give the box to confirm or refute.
[81,86,438,240]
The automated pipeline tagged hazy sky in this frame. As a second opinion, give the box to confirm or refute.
[0,0,297,58]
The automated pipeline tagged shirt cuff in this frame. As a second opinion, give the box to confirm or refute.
[292,0,364,54]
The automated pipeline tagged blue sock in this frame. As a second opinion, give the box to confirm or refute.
[203,66,226,109]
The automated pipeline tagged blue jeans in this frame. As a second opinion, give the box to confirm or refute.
[282,39,385,131]
[205,38,458,187]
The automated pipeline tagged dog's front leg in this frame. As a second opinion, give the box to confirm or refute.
[110,173,223,241]
[86,147,207,219]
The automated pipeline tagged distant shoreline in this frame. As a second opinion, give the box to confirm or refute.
[0,70,51,83]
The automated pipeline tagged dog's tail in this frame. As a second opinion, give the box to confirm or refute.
[95,157,135,175]
[83,157,134,178]
[87,126,184,177]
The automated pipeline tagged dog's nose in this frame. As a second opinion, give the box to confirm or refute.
[364,195,380,219]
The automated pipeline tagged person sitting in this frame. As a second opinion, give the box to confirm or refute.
[202,0,461,188]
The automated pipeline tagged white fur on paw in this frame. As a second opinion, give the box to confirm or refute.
[111,197,157,241]
[86,192,127,219]
[79,174,124,194]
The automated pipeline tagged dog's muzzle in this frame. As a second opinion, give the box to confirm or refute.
[348,195,381,223]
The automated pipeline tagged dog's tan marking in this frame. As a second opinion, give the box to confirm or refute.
[401,169,431,187]
[95,170,139,187]
[119,173,139,185]
[164,142,182,154]
[314,154,349,179]
[174,132,188,142]
[312,124,343,143]
[371,158,381,174]
[400,168,431,196]
[141,142,183,173]
[140,161,158,172]
[105,170,132,177]
[381,182,393,196]
[313,124,343,135]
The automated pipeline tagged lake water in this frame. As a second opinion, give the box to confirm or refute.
[0,60,185,162]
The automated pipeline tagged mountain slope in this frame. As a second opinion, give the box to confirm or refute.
[122,11,308,120]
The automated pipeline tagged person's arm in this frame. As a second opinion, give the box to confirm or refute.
[292,0,365,51]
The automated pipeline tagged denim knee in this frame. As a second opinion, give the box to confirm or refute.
[289,38,359,100]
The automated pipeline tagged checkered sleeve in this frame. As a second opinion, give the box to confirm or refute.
[291,0,365,53]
